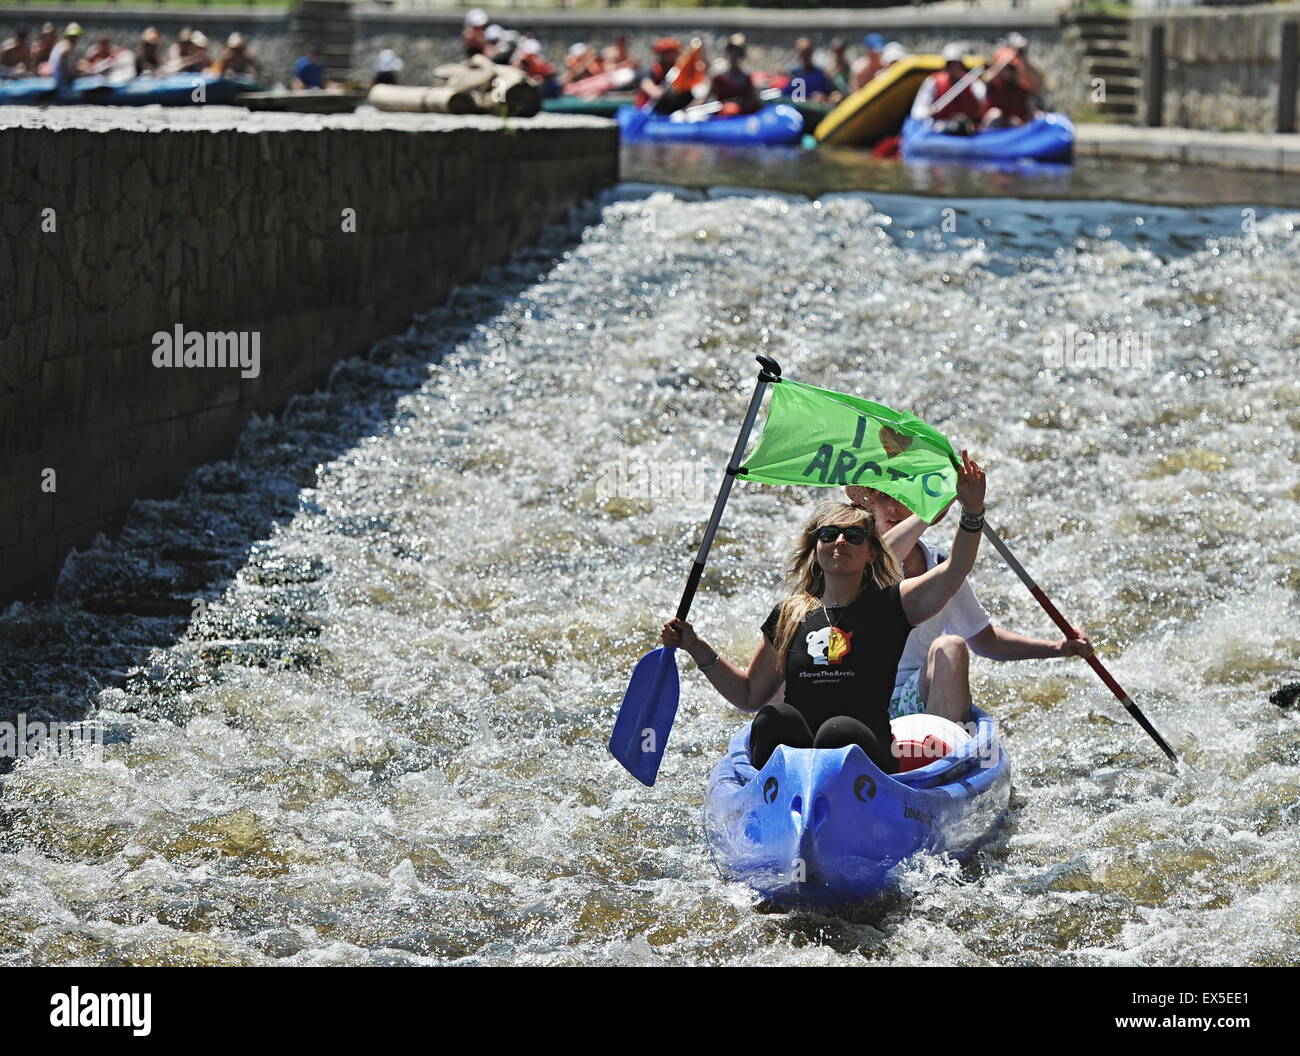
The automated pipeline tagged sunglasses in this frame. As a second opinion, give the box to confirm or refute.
[815,525,868,545]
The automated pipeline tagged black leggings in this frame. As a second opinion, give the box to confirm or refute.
[750,701,899,775]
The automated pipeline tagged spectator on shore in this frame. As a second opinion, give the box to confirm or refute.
[31,23,56,74]
[293,43,332,90]
[463,9,490,58]
[708,33,759,116]
[850,32,885,91]
[372,48,403,86]
[512,38,557,96]
[135,28,162,76]
[49,23,89,88]
[788,37,840,105]
[1,27,32,76]
[635,37,695,115]
[214,33,260,78]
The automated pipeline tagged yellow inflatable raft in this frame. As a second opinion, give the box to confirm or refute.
[814,54,982,147]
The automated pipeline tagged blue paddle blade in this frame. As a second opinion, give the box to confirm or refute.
[608,647,681,787]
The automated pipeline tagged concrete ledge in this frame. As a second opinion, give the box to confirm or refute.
[0,108,617,602]
[1076,123,1300,173]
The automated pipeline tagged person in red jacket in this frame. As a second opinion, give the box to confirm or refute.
[635,37,695,115]
[910,42,985,135]
[982,49,1036,128]
[708,33,760,116]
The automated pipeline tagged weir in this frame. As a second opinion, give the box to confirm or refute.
[0,108,618,601]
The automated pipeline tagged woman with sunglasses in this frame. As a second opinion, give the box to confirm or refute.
[661,450,987,774]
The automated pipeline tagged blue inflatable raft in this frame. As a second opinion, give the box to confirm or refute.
[703,706,1011,905]
[617,102,804,146]
[901,112,1075,164]
[0,73,250,107]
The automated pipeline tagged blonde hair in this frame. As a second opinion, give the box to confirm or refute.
[770,501,903,660]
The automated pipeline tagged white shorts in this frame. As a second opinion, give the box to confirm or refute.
[888,669,925,719]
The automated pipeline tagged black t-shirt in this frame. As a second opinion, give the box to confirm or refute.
[761,583,913,744]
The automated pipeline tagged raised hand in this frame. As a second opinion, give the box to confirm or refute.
[955,449,986,514]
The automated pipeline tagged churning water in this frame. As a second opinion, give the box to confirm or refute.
[2,186,1298,965]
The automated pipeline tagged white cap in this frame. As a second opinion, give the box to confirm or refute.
[375,48,403,72]
[485,24,503,41]
[517,38,542,57]
[567,42,588,59]
[882,42,906,65]
[942,43,965,63]
[192,30,209,49]
[1008,32,1029,49]
[465,8,488,28]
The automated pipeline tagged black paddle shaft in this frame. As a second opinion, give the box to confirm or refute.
[675,355,782,621]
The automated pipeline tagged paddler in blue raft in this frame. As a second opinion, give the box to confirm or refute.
[661,452,990,775]
[910,42,986,136]
[708,34,761,117]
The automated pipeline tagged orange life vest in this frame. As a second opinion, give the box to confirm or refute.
[929,70,983,122]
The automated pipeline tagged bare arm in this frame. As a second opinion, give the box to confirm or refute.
[879,497,954,567]
[967,623,1094,660]
[661,618,783,713]
[881,513,928,566]
[899,450,986,625]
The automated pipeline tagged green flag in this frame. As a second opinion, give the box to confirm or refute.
[738,378,960,522]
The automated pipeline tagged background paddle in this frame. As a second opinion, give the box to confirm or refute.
[927,50,1014,118]
[980,522,1178,764]
[673,86,781,122]
[608,355,783,786]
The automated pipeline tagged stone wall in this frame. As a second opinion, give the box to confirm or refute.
[0,110,618,601]
[1129,3,1300,131]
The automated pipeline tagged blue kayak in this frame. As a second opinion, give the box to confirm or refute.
[901,113,1075,163]
[0,73,249,107]
[618,103,804,146]
[703,706,1011,905]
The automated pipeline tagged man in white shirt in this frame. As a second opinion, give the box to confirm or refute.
[847,485,1093,723]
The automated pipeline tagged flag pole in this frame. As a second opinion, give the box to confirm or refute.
[981,522,1178,764]
[675,354,783,622]
[608,354,782,786]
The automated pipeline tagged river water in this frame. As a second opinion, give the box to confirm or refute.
[2,171,1298,966]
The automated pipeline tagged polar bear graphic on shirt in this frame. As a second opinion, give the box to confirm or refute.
[806,626,852,666]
